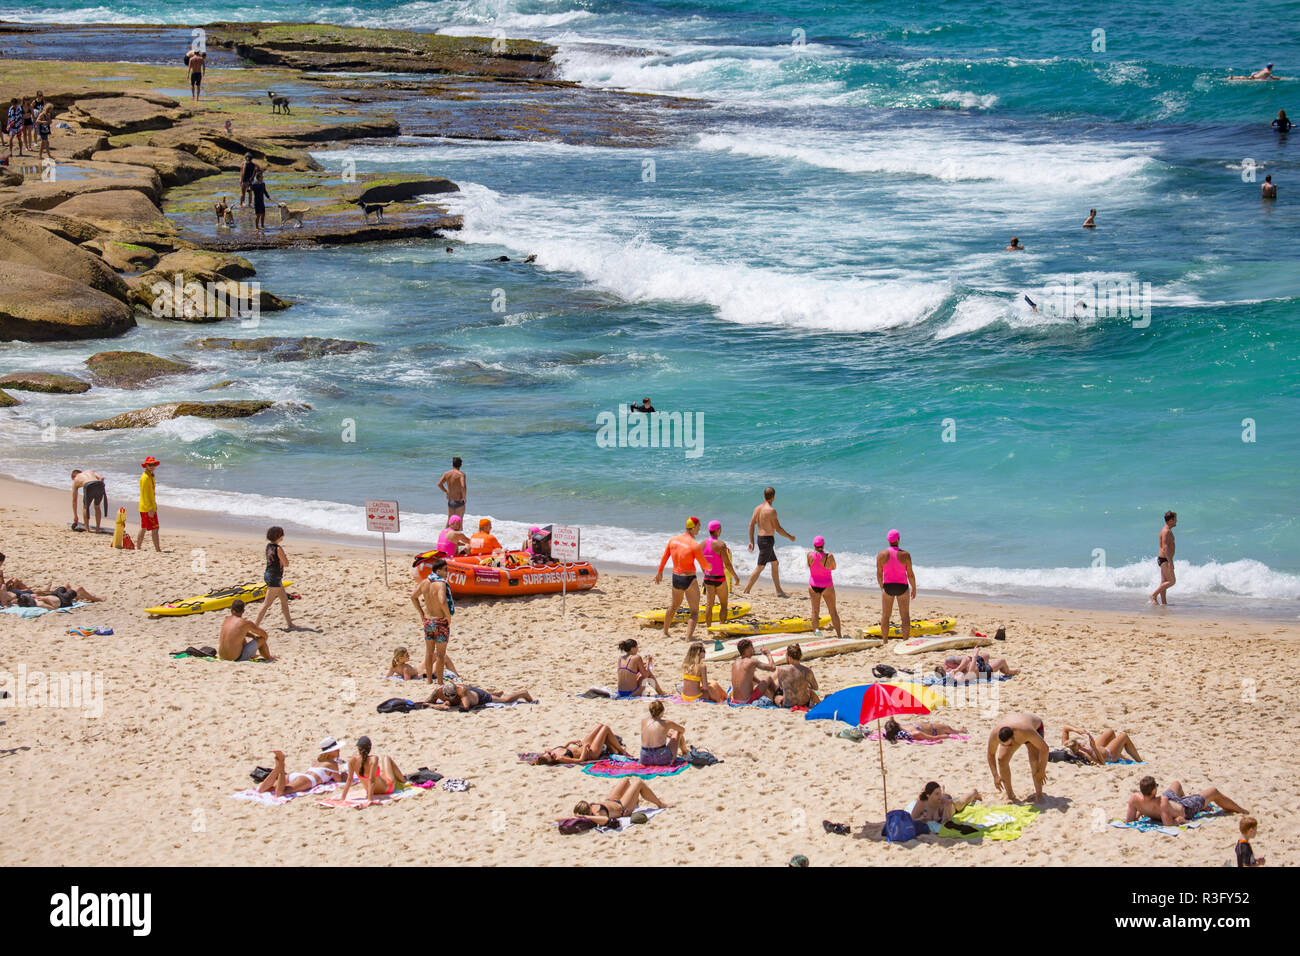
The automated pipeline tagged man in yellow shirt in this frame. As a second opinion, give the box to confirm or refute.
[139,456,161,551]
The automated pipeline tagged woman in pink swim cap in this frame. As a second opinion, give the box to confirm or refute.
[699,519,739,628]
[876,529,917,641]
[806,534,842,638]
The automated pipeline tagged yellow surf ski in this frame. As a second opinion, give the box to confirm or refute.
[146,581,292,617]
[634,602,751,625]
[707,615,830,637]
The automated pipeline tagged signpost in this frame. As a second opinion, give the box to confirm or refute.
[365,499,400,586]
[551,525,580,615]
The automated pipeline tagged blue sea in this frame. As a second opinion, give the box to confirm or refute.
[2,0,1298,613]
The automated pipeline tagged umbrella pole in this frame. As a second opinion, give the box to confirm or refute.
[878,718,888,814]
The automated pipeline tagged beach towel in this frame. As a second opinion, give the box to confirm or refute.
[918,673,1014,687]
[230,782,339,806]
[318,786,424,809]
[581,754,689,779]
[578,687,678,702]
[937,803,1042,841]
[595,807,666,834]
[385,670,458,681]
[483,699,539,709]
[170,650,272,663]
[66,625,113,636]
[864,730,969,745]
[1109,805,1226,835]
[1,601,88,618]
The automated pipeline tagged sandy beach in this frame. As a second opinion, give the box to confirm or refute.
[2,474,1296,867]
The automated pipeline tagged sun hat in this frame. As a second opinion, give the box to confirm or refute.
[319,736,343,754]
[141,456,160,467]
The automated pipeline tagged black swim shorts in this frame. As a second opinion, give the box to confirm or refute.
[671,573,697,592]
[82,479,106,511]
[756,535,777,565]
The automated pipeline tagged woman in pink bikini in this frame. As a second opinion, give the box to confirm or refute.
[875,529,916,641]
[805,535,843,638]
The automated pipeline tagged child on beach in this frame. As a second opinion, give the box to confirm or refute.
[1236,817,1264,866]
[254,525,296,629]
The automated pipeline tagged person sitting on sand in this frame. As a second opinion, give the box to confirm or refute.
[468,518,503,555]
[1006,236,1026,251]
[730,638,777,704]
[339,736,406,805]
[1126,775,1247,826]
[1082,208,1097,228]
[530,724,629,765]
[641,700,687,766]
[568,778,668,825]
[681,641,727,703]
[987,712,1050,802]
[773,643,820,708]
[616,638,665,698]
[428,681,534,711]
[1060,725,1143,764]
[883,717,968,742]
[386,647,424,680]
[911,781,981,825]
[938,651,1019,683]
[218,599,274,661]
[257,737,347,797]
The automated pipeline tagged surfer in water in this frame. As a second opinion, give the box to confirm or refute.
[1149,510,1177,605]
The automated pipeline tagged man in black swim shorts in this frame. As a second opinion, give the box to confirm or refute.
[71,469,108,532]
[743,486,796,597]
[186,48,206,102]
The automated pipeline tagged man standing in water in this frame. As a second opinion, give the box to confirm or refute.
[1150,510,1177,605]
[876,528,916,640]
[655,517,708,641]
[743,487,795,597]
[439,457,467,521]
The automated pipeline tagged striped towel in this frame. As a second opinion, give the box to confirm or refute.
[582,755,689,778]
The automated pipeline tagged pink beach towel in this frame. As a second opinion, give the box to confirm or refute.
[863,731,970,745]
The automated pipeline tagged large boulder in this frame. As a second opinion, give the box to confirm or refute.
[1,171,162,211]
[147,125,322,172]
[0,213,130,302]
[68,96,186,135]
[154,249,256,281]
[0,388,19,407]
[90,146,221,187]
[0,263,135,342]
[133,261,288,318]
[78,400,292,430]
[0,371,91,393]
[81,236,159,272]
[187,336,374,361]
[20,210,102,244]
[84,350,193,388]
[351,176,460,204]
[49,189,175,236]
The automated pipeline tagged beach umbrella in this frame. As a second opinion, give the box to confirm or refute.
[805,682,946,813]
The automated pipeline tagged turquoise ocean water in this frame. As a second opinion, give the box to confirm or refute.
[1,0,1297,612]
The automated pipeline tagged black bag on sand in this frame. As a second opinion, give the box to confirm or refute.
[872,664,897,679]
[250,766,272,782]
[377,698,428,714]
[687,745,720,767]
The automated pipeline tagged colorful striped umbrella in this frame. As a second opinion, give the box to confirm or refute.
[805,682,948,813]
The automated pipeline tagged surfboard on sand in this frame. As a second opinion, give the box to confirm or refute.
[894,633,993,656]
[769,636,883,664]
[857,617,956,639]
[634,602,751,625]
[707,615,830,637]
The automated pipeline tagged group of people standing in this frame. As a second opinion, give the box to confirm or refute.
[5,90,52,161]
[654,486,918,643]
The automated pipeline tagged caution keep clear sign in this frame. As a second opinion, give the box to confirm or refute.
[365,500,400,534]
[551,525,579,561]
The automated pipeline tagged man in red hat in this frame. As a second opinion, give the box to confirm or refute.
[139,456,161,552]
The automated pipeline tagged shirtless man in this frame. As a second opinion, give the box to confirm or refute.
[730,639,777,704]
[1249,62,1275,80]
[438,457,467,520]
[1149,510,1177,605]
[987,712,1050,802]
[1262,174,1277,199]
[1126,775,1247,826]
[699,519,740,627]
[218,599,273,661]
[773,643,820,707]
[1082,209,1097,228]
[70,468,107,532]
[427,681,533,710]
[1006,236,1026,251]
[186,48,206,102]
[655,517,707,640]
[743,487,795,597]
[411,557,456,685]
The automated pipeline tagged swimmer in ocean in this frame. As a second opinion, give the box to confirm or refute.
[1006,236,1026,251]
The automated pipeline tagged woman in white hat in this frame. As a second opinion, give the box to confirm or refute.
[256,737,346,797]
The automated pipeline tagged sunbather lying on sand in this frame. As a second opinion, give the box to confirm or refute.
[911,781,981,824]
[530,723,629,765]
[386,646,426,680]
[1061,725,1143,764]
[567,778,669,824]
[883,717,968,742]
[1126,775,1247,825]
[427,682,534,711]
[1,583,102,609]
[257,737,347,797]
[939,651,1018,683]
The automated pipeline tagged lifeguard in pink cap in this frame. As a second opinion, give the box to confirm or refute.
[435,514,469,557]
[806,535,843,638]
[876,528,917,641]
[699,519,739,627]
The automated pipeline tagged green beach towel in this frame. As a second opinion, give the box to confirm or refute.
[938,803,1042,841]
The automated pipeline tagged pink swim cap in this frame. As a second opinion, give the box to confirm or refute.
[448,515,462,525]
[529,526,540,534]
[813,535,825,548]
[887,529,900,544]
[708,520,721,533]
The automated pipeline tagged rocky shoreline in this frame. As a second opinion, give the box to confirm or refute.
[0,20,700,428]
